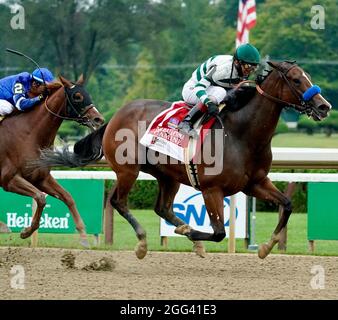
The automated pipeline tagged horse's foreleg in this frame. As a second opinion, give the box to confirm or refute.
[5,175,46,239]
[37,175,89,247]
[185,188,226,242]
[110,171,148,259]
[245,177,292,259]
[154,177,206,258]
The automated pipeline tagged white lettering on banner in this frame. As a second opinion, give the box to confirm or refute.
[16,216,25,228]
[6,212,70,229]
[160,184,247,238]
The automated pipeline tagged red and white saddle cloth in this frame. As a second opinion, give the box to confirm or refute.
[140,101,216,163]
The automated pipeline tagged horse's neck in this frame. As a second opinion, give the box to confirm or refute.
[232,75,283,145]
[31,88,65,147]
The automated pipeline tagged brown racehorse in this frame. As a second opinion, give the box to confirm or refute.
[37,61,331,258]
[0,75,105,246]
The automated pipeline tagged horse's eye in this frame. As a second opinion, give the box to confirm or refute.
[293,79,301,86]
[73,93,83,102]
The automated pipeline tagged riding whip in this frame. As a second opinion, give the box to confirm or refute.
[5,48,46,85]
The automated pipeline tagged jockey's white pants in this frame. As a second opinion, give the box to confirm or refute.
[0,99,15,116]
[182,79,227,105]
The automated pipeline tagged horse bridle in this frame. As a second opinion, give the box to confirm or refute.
[44,85,95,126]
[255,63,320,115]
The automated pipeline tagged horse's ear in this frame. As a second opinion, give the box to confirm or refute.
[59,75,72,87]
[76,74,85,85]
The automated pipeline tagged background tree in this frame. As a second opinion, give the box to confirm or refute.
[252,0,338,108]
[1,0,337,140]
[123,49,167,104]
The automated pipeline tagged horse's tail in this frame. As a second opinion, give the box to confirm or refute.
[39,123,107,168]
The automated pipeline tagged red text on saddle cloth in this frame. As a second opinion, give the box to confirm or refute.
[145,101,216,162]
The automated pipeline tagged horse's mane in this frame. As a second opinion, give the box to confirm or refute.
[233,85,257,107]
[47,81,63,92]
[220,85,257,113]
[223,60,298,112]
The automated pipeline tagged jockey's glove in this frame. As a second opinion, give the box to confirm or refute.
[206,101,219,116]
[39,88,49,100]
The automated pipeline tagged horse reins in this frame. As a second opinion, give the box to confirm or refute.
[255,82,307,111]
[255,64,318,113]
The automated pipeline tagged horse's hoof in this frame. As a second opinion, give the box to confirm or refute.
[79,238,90,248]
[258,243,270,259]
[20,227,33,239]
[193,241,206,258]
[135,239,147,260]
[175,224,191,236]
[0,222,11,233]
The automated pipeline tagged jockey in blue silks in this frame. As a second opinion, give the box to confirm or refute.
[0,68,54,117]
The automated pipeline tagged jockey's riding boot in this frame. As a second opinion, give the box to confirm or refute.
[178,104,205,138]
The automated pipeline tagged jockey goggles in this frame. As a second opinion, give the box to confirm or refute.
[241,62,258,72]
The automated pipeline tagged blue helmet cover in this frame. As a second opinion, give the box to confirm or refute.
[32,68,55,83]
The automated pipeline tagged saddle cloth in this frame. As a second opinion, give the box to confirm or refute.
[139,101,216,163]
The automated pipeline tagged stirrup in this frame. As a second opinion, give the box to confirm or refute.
[186,128,198,138]
[178,122,198,138]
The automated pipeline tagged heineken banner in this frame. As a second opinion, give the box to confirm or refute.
[0,179,104,234]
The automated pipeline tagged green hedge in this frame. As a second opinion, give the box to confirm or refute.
[105,180,158,209]
[256,181,307,213]
[101,168,338,212]
[104,180,307,213]
[274,118,289,135]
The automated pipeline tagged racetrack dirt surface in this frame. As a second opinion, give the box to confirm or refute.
[0,247,337,300]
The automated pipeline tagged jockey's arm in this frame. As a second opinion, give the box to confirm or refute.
[193,75,213,106]
[12,82,42,111]
[193,63,225,106]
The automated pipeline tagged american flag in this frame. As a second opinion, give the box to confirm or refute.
[236,0,257,48]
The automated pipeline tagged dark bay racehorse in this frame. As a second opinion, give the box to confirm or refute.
[0,76,105,246]
[38,61,331,258]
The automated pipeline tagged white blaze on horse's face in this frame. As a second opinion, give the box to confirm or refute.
[92,106,99,114]
[302,72,313,86]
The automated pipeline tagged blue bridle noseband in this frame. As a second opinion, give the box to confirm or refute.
[254,61,328,121]
[303,85,321,102]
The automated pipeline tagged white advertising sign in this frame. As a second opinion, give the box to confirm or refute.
[160,184,247,238]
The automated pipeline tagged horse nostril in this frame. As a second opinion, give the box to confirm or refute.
[318,104,330,112]
[94,117,104,125]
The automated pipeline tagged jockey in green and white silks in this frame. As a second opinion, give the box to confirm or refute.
[182,55,240,106]
[178,43,261,137]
